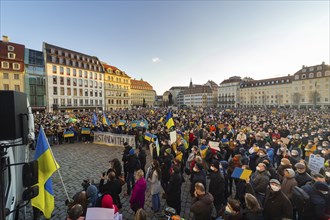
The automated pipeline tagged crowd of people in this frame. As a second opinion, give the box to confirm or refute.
[33,107,330,220]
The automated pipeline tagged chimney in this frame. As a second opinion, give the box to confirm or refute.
[302,65,305,68]
[2,35,9,42]
[322,61,325,65]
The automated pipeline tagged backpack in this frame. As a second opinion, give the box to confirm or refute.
[292,186,311,213]
[95,193,107,207]
[134,157,141,171]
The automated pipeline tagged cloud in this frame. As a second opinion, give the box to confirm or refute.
[152,57,160,63]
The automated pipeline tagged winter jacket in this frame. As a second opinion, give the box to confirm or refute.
[166,171,182,214]
[190,192,214,220]
[302,184,330,220]
[148,170,161,195]
[209,170,225,206]
[251,171,270,194]
[242,208,263,220]
[130,177,147,210]
[295,172,313,187]
[263,189,293,220]
[99,179,122,207]
[190,170,207,197]
[281,176,297,200]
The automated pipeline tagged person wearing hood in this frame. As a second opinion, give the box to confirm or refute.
[86,184,98,207]
[130,169,147,213]
[263,179,293,220]
[281,168,297,200]
[242,193,263,220]
[265,143,275,165]
[190,182,214,220]
[218,198,242,220]
[302,181,330,220]
[101,194,119,214]
[251,163,270,206]
[208,160,225,214]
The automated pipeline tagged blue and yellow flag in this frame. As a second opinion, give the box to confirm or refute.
[118,120,126,126]
[102,113,110,126]
[165,111,175,129]
[231,167,252,180]
[32,127,59,219]
[92,112,98,126]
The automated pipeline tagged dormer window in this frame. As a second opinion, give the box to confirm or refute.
[302,69,306,73]
[8,45,14,51]
[309,67,314,71]
[8,52,15,59]
[317,66,322,70]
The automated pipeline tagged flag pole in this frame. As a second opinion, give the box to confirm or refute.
[41,126,71,202]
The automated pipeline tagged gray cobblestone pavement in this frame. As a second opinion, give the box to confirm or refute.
[21,142,198,220]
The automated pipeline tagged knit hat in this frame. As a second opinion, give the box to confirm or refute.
[313,182,329,191]
[291,150,299,156]
[258,148,267,154]
[165,148,171,155]
[269,179,281,185]
[285,168,295,178]
[196,163,204,171]
[101,194,114,208]
[129,148,135,155]
[211,161,220,170]
[281,158,291,166]
[295,162,306,169]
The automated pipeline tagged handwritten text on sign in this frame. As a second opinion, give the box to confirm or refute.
[93,132,136,147]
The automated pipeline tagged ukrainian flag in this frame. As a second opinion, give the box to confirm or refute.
[102,113,110,126]
[231,167,252,180]
[92,112,98,126]
[32,127,59,219]
[165,111,175,129]
[144,132,153,141]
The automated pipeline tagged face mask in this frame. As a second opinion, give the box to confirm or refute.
[272,139,276,142]
[322,150,326,154]
[258,153,265,157]
[318,147,323,151]
[321,191,328,195]
[280,147,285,151]
[256,166,261,171]
[297,169,305,174]
[320,138,323,141]
[270,185,280,192]
[323,144,328,147]
[193,167,198,172]
[210,166,216,171]
[266,146,269,149]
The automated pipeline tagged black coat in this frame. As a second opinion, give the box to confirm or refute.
[242,208,263,220]
[166,172,182,213]
[263,189,293,220]
[99,178,122,206]
[295,172,313,187]
[190,170,206,197]
[208,170,225,205]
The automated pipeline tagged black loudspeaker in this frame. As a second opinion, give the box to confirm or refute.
[0,91,28,143]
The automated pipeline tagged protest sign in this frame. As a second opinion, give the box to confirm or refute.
[170,131,177,144]
[231,167,252,180]
[94,132,135,147]
[209,141,220,151]
[308,154,324,174]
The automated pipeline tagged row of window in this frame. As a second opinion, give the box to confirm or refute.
[52,65,103,80]
[241,79,290,87]
[107,99,129,105]
[295,71,330,80]
[2,73,20,80]
[2,84,20,91]
[241,97,329,104]
[52,76,103,88]
[1,61,21,70]
[49,56,102,72]
[302,66,322,72]
[50,48,99,65]
[53,87,102,97]
[106,75,130,84]
[53,98,103,106]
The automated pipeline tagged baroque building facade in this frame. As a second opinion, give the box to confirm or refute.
[130,79,156,107]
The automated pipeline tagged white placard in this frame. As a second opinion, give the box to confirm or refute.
[209,141,220,151]
[86,208,114,220]
[93,132,136,147]
[308,154,325,174]
[170,131,177,144]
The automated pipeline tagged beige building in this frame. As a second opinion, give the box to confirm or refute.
[292,62,330,109]
[103,63,131,110]
[43,42,105,112]
[240,75,293,107]
[218,76,242,108]
[0,36,25,92]
[131,79,156,107]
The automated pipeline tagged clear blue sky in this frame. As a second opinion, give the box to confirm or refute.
[1,1,329,95]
